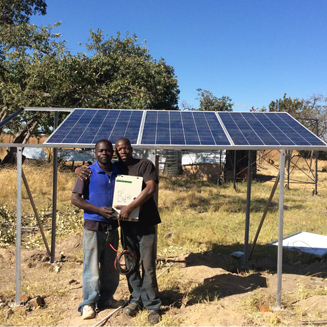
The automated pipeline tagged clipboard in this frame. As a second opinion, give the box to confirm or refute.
[112,175,143,222]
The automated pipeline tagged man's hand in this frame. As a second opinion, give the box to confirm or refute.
[98,206,115,219]
[114,205,133,221]
[76,165,91,181]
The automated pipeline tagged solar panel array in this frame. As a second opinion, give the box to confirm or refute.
[45,109,327,150]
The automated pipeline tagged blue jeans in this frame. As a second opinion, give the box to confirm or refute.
[121,224,161,311]
[78,228,119,312]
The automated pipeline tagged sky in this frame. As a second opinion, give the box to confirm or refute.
[30,0,327,112]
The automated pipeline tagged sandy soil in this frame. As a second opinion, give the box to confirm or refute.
[0,234,327,326]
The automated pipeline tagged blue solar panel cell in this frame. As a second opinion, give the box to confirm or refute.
[170,111,185,144]
[205,113,230,145]
[156,111,170,144]
[181,112,200,145]
[243,114,279,146]
[142,111,157,144]
[232,113,264,146]
[218,112,249,145]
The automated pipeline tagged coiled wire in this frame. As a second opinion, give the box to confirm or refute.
[110,244,137,275]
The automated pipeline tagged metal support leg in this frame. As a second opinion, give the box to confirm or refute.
[15,147,22,305]
[22,169,51,256]
[248,172,280,260]
[154,153,159,260]
[51,112,58,263]
[243,150,252,268]
[276,150,286,308]
[314,150,318,195]
[218,150,222,185]
[233,150,237,191]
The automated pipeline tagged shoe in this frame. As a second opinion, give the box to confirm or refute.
[148,310,160,324]
[81,304,96,320]
[123,302,139,317]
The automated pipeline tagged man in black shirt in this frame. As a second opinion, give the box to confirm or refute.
[114,137,161,324]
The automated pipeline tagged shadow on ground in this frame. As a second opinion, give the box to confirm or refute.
[159,243,327,308]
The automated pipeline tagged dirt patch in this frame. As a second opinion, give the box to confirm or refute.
[0,234,327,326]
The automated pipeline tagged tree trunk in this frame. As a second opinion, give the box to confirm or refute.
[1,118,38,165]
[0,106,8,135]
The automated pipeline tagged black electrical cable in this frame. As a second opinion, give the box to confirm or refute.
[110,244,137,275]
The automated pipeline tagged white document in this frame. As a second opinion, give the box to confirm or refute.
[112,175,143,222]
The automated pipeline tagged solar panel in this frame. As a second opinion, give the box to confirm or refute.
[44,109,327,150]
[141,111,230,146]
[46,109,143,145]
[218,112,326,147]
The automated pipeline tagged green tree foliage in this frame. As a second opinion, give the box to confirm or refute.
[0,0,46,24]
[1,14,180,160]
[196,88,233,112]
[81,30,179,110]
[0,0,47,70]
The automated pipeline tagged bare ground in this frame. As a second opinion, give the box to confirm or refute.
[1,234,327,326]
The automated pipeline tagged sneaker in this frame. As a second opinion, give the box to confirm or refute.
[148,310,160,324]
[81,304,96,320]
[123,302,139,317]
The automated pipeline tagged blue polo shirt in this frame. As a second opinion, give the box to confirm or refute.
[83,161,120,223]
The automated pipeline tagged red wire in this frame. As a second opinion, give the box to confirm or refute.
[110,243,136,273]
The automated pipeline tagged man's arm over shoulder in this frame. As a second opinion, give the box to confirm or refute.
[75,165,92,181]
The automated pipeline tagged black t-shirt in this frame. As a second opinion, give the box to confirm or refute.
[114,159,161,227]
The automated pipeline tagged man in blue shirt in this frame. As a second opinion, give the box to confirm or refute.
[71,139,121,320]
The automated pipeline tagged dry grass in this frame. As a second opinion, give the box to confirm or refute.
[157,156,327,259]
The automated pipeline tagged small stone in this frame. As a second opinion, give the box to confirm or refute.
[69,279,78,285]
[29,296,45,308]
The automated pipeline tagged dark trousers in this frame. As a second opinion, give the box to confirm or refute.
[121,224,161,311]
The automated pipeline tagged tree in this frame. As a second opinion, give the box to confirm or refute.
[180,100,195,111]
[0,0,47,73]
[250,106,267,112]
[81,30,180,110]
[1,25,180,163]
[196,88,233,111]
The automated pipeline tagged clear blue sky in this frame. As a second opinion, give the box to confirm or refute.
[31,0,327,112]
